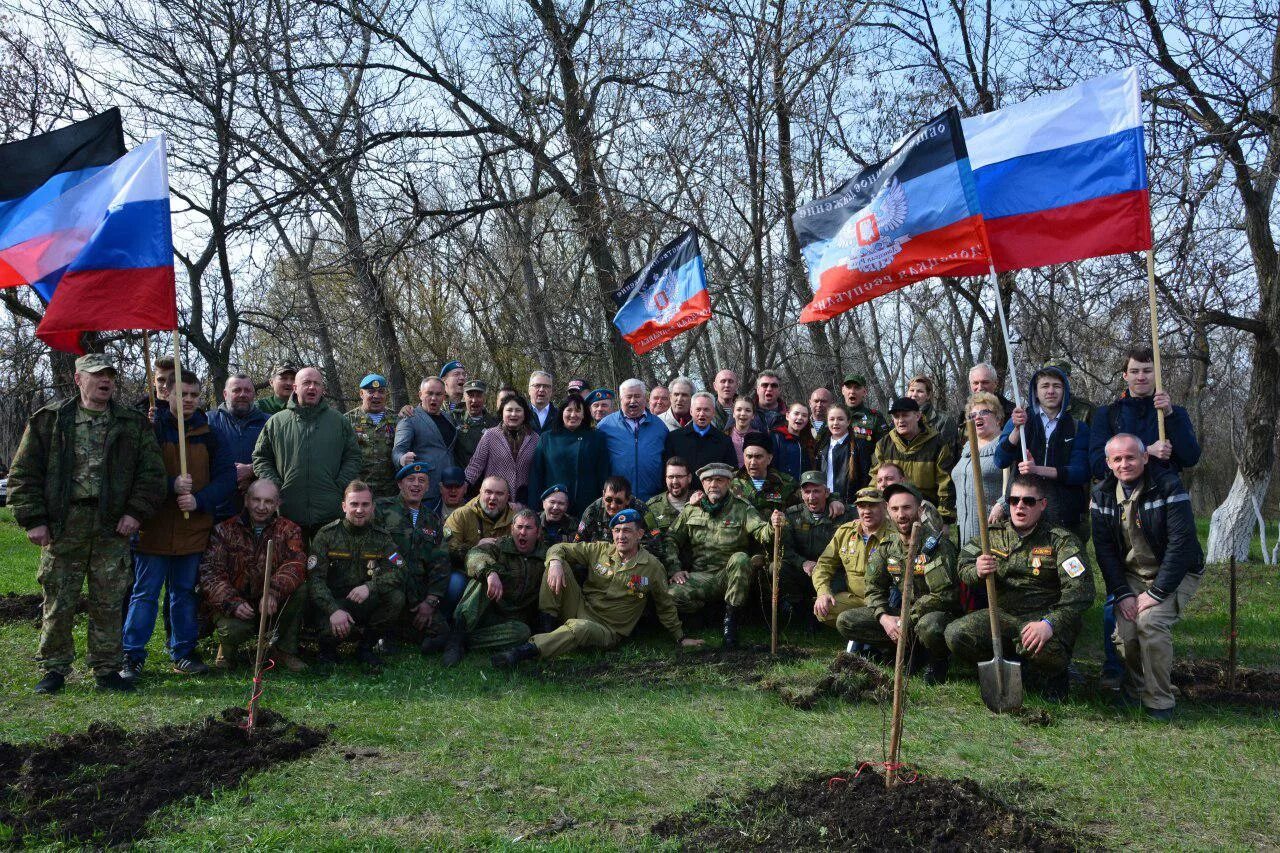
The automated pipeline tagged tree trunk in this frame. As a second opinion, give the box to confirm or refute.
[516,215,558,377]
[299,260,346,411]
[1207,471,1271,563]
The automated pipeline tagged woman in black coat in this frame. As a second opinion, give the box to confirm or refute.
[527,394,610,516]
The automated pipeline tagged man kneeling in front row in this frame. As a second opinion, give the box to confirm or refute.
[199,479,309,671]
[491,509,704,666]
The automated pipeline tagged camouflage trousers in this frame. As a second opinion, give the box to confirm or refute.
[836,606,952,656]
[668,552,754,614]
[213,591,305,654]
[308,585,405,639]
[36,504,130,676]
[453,579,535,652]
[532,570,621,660]
[944,608,1078,676]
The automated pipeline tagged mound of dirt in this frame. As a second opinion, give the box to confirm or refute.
[538,644,812,688]
[760,652,891,709]
[1171,660,1280,708]
[0,707,328,845]
[652,765,1087,852]
[0,593,41,624]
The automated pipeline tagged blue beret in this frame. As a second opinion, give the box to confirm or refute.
[609,508,642,528]
[541,484,569,502]
[360,373,388,390]
[439,360,464,378]
[396,461,431,480]
[585,388,615,405]
[439,466,467,486]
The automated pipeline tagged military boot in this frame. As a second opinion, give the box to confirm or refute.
[272,648,309,673]
[537,612,561,634]
[34,672,65,695]
[722,605,741,649]
[491,642,540,668]
[420,632,449,655]
[441,626,467,668]
[355,639,385,670]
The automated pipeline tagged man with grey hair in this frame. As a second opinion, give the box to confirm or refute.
[528,370,558,433]
[660,376,696,431]
[664,391,736,471]
[392,377,456,508]
[968,362,1015,425]
[597,379,667,500]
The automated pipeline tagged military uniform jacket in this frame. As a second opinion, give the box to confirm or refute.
[662,495,773,576]
[870,425,956,522]
[547,542,684,641]
[576,495,654,546]
[780,504,854,575]
[958,521,1095,631]
[308,519,404,615]
[730,469,799,519]
[644,493,688,540]
[346,408,398,496]
[865,528,959,620]
[200,514,308,614]
[453,411,499,468]
[812,522,887,601]
[465,537,548,615]
[375,496,449,606]
[849,403,889,445]
[540,512,579,547]
[443,497,516,564]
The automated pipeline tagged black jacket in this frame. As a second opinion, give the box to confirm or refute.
[663,423,737,472]
[1090,469,1203,603]
[816,433,873,502]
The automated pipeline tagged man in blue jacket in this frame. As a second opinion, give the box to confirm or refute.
[207,373,267,521]
[994,364,1090,540]
[1091,434,1203,721]
[1088,346,1201,481]
[596,379,666,501]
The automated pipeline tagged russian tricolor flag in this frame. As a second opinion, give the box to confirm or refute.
[962,68,1150,272]
[613,228,712,355]
[0,112,176,353]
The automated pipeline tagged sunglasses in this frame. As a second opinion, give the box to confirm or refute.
[1007,495,1042,507]
[967,409,994,420]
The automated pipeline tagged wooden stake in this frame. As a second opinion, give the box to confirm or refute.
[171,334,190,519]
[247,539,275,731]
[142,332,155,413]
[1146,249,1167,442]
[1227,555,1238,692]
[887,521,923,789]
[770,516,783,656]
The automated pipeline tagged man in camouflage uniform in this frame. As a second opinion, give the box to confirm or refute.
[346,374,397,497]
[538,485,578,546]
[662,463,779,647]
[436,509,547,666]
[452,379,498,469]
[946,473,1095,699]
[837,483,960,683]
[492,509,704,666]
[813,487,890,628]
[576,476,651,545]
[199,479,309,671]
[874,462,944,539]
[644,457,693,541]
[731,432,799,520]
[9,354,166,694]
[841,373,889,445]
[376,462,450,646]
[777,471,854,626]
[308,481,405,668]
[256,363,296,415]
[444,474,516,564]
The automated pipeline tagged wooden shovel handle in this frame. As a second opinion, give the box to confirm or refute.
[966,419,1003,658]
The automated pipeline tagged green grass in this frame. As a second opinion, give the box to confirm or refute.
[0,507,1277,850]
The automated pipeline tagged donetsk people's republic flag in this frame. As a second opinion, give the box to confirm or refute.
[0,130,177,353]
[613,228,711,355]
[960,67,1150,272]
[795,109,990,323]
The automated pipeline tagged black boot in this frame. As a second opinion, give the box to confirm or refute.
[95,672,136,693]
[355,640,385,670]
[420,631,449,655]
[34,671,65,695]
[924,653,949,686]
[441,627,467,668]
[722,605,741,650]
[537,611,561,634]
[1039,669,1070,702]
[316,640,341,665]
[490,641,540,668]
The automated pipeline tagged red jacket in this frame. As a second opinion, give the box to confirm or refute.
[199,514,307,615]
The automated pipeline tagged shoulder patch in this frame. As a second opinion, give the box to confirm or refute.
[1061,555,1087,578]
[307,554,318,570]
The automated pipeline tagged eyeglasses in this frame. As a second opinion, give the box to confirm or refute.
[967,409,994,420]
[1007,495,1041,506]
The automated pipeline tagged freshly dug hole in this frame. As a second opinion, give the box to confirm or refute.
[760,652,891,709]
[1170,660,1280,709]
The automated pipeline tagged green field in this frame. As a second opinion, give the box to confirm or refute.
[0,507,1277,850]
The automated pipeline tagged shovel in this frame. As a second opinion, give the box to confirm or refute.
[966,418,1023,713]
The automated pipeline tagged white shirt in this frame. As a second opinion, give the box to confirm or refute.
[532,404,552,427]
[1039,408,1062,443]
[825,434,849,491]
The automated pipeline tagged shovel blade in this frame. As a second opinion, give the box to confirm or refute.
[977,657,1024,713]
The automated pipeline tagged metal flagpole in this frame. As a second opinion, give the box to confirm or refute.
[987,264,1029,462]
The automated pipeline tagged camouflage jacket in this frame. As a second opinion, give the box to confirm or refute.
[780,503,855,575]
[662,495,774,576]
[958,521,1095,630]
[453,411,499,468]
[199,514,308,614]
[540,512,579,547]
[576,495,654,547]
[375,496,450,606]
[731,469,799,520]
[644,492,689,541]
[345,408,398,497]
[865,528,959,620]
[443,497,516,567]
[308,519,403,615]
[465,536,548,615]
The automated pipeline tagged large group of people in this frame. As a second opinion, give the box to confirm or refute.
[7,347,1205,721]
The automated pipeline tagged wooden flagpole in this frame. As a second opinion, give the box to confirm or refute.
[142,332,155,413]
[171,333,189,519]
[1146,249,1167,441]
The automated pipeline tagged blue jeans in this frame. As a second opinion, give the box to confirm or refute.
[443,571,468,616]
[1102,596,1122,675]
[123,552,202,662]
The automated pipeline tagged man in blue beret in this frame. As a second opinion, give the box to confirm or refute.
[585,388,615,423]
[440,361,467,421]
[346,374,397,497]
[492,508,703,666]
[376,461,450,649]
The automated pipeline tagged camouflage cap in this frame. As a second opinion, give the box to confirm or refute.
[74,353,115,374]
[798,470,826,487]
[854,486,885,505]
[841,373,867,387]
[464,379,488,393]
[270,363,298,377]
